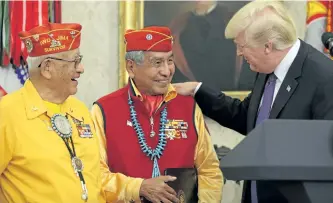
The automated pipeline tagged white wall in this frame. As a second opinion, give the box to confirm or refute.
[62,1,119,108]
[0,66,23,93]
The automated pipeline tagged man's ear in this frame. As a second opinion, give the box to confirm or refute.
[40,60,52,80]
[264,41,273,55]
[126,60,135,79]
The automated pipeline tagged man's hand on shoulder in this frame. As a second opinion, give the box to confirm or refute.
[139,175,179,203]
[172,82,200,96]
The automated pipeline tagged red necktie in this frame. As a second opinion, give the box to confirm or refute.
[141,94,164,117]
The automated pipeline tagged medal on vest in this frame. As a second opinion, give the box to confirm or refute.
[50,114,89,201]
[165,119,189,140]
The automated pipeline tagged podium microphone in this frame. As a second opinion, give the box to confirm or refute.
[321,32,333,56]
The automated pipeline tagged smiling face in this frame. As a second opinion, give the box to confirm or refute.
[40,49,84,97]
[126,51,175,95]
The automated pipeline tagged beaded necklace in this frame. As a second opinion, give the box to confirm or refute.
[128,91,167,177]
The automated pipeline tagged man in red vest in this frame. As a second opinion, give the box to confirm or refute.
[91,26,223,203]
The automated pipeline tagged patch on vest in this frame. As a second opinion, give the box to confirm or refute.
[165,119,188,140]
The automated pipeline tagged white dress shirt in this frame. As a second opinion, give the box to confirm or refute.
[260,39,301,107]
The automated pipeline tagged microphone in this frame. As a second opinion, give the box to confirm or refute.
[321,32,333,56]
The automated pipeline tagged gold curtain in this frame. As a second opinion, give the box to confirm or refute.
[118,0,144,88]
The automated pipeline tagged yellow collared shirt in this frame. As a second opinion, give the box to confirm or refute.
[43,100,62,114]
[0,80,143,203]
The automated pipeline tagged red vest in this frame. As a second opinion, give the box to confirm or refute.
[96,85,198,179]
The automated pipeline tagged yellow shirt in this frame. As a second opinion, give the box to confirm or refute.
[43,100,61,114]
[91,79,224,203]
[0,80,143,203]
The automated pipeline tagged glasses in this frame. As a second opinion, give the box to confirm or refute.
[38,55,83,68]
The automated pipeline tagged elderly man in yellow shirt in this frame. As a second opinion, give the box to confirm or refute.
[0,23,178,203]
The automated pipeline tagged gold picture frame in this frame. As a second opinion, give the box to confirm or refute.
[118,0,250,101]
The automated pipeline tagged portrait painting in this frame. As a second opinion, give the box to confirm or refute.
[119,1,257,100]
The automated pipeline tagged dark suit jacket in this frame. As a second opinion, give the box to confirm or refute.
[194,40,333,203]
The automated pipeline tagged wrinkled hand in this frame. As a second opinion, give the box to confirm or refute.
[139,175,179,203]
[172,82,199,96]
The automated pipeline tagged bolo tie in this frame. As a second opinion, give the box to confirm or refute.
[50,113,88,201]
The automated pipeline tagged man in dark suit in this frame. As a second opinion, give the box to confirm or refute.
[173,1,333,203]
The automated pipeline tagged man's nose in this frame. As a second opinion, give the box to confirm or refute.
[159,63,171,77]
[76,63,84,74]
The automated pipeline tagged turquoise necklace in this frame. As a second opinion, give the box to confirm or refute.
[128,91,167,178]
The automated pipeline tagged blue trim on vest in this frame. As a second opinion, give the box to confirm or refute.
[128,79,137,97]
[192,102,199,140]
[93,101,107,137]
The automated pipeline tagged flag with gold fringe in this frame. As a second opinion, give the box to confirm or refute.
[305,0,333,56]
[0,0,61,85]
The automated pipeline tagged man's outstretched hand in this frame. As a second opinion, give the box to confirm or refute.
[139,175,179,203]
[172,82,199,96]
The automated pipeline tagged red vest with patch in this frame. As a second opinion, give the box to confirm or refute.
[95,85,198,178]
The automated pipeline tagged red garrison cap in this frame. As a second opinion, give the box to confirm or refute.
[124,26,173,52]
[19,22,82,57]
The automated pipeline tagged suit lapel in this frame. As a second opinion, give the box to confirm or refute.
[269,79,298,118]
[269,40,307,118]
[247,74,267,130]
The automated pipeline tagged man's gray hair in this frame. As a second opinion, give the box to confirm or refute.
[26,56,45,70]
[125,51,145,65]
